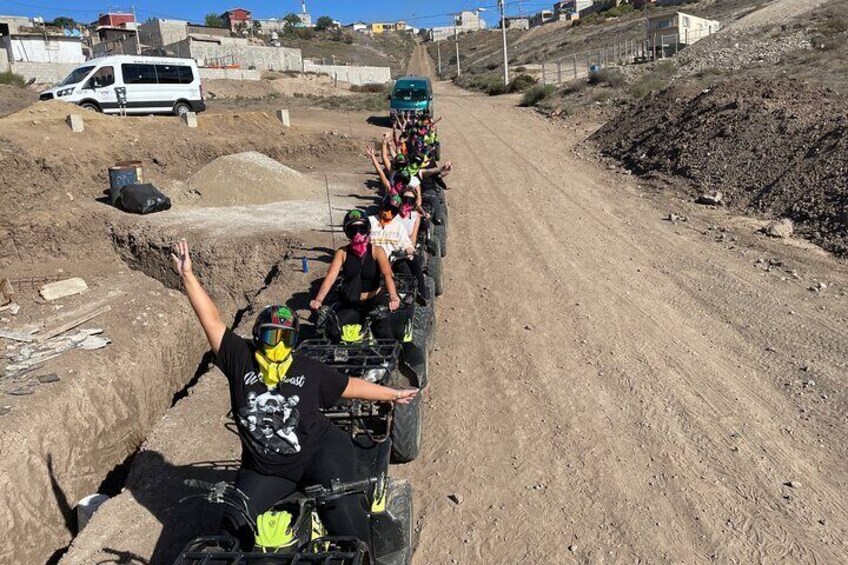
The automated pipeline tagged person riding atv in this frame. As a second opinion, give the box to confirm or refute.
[170,239,416,551]
[310,210,400,343]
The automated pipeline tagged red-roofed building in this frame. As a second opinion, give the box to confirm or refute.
[97,12,136,28]
[221,8,251,32]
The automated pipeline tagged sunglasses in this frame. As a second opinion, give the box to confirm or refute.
[346,223,369,237]
[401,195,416,206]
[257,325,297,347]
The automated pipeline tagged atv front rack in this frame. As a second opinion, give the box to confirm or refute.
[174,536,370,565]
[297,340,401,376]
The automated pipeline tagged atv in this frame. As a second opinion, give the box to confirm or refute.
[311,309,425,464]
[420,178,448,259]
[175,475,413,565]
[174,341,416,564]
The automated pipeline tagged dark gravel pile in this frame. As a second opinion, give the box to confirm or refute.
[592,78,848,255]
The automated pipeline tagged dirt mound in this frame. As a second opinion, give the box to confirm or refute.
[0,84,39,118]
[592,78,848,255]
[186,152,324,206]
[3,99,111,122]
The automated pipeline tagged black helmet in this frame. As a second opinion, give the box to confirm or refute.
[343,209,370,239]
[252,305,299,348]
[381,194,402,212]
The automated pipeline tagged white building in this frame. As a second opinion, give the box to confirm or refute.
[3,29,84,63]
[647,10,720,53]
[345,21,368,33]
[429,10,487,42]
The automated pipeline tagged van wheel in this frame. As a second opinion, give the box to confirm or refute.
[80,102,101,113]
[173,101,191,117]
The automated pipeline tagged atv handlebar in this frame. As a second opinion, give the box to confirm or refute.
[304,477,377,503]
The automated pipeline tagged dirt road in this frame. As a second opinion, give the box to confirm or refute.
[397,47,848,563]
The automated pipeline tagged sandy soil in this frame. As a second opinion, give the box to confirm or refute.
[61,46,848,565]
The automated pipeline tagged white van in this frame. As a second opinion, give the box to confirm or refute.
[39,55,205,116]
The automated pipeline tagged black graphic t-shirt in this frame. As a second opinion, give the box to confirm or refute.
[215,329,349,477]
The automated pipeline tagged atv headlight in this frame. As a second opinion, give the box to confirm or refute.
[57,88,74,97]
[363,368,387,383]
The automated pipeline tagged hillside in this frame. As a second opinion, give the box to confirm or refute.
[277,28,416,78]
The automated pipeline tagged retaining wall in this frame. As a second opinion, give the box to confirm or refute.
[302,62,392,85]
[0,47,8,71]
[166,38,302,72]
[9,61,79,85]
[199,67,261,81]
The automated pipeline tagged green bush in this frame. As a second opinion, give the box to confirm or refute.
[520,84,556,107]
[0,71,25,87]
[485,80,507,96]
[603,4,635,18]
[589,68,625,88]
[561,79,587,96]
[629,61,676,98]
[507,73,537,93]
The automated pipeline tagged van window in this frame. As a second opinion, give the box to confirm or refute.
[85,66,115,89]
[393,87,429,101]
[122,64,157,84]
[156,64,194,84]
[59,66,95,86]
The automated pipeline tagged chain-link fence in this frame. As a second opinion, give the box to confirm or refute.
[538,28,716,85]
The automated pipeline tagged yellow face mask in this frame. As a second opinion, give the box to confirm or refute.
[255,342,293,388]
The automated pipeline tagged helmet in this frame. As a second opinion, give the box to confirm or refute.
[381,194,402,212]
[252,305,299,349]
[343,209,370,239]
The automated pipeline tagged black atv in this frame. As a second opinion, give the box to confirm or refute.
[174,342,416,564]
[311,309,424,464]
[175,476,412,565]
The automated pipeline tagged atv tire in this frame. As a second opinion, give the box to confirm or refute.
[428,239,444,296]
[387,479,415,565]
[391,375,423,464]
[434,224,447,258]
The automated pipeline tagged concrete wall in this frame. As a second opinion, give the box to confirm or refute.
[5,36,85,64]
[0,15,31,34]
[138,19,188,49]
[302,62,391,85]
[9,61,79,84]
[166,37,302,71]
[0,45,8,70]
[198,67,261,80]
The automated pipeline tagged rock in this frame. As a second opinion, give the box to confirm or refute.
[568,544,577,553]
[784,481,801,489]
[764,218,793,238]
[697,191,723,205]
[448,493,464,505]
[665,213,688,222]
[36,373,60,384]
[808,281,827,292]
[524,325,533,331]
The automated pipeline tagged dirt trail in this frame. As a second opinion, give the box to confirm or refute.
[62,47,848,564]
[398,49,848,563]
[727,0,832,29]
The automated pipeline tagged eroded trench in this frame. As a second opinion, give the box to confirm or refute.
[2,222,305,565]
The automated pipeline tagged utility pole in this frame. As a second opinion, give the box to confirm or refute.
[437,42,442,77]
[499,0,509,86]
[454,23,461,77]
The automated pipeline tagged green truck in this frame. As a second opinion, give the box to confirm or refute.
[389,76,433,122]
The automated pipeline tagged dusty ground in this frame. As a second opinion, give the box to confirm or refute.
[58,45,848,565]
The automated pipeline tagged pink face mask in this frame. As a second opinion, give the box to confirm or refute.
[350,234,369,257]
[401,203,414,217]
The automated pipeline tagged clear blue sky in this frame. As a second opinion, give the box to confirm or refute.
[0,0,556,27]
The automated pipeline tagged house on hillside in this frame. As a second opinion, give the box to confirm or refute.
[529,10,555,28]
[221,8,251,33]
[647,11,720,55]
[345,21,368,33]
[428,10,487,41]
[138,18,189,49]
[553,1,595,21]
[503,16,530,30]
[89,12,139,56]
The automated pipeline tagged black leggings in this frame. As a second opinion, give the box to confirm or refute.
[337,295,394,340]
[221,425,370,550]
[396,257,428,300]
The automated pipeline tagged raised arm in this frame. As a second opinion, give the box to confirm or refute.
[342,378,417,403]
[311,249,345,310]
[171,240,226,354]
[374,246,400,311]
[381,133,394,171]
[365,145,392,194]
[410,214,421,244]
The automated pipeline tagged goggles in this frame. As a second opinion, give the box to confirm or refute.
[256,325,297,348]
[401,194,417,206]
[345,222,369,237]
